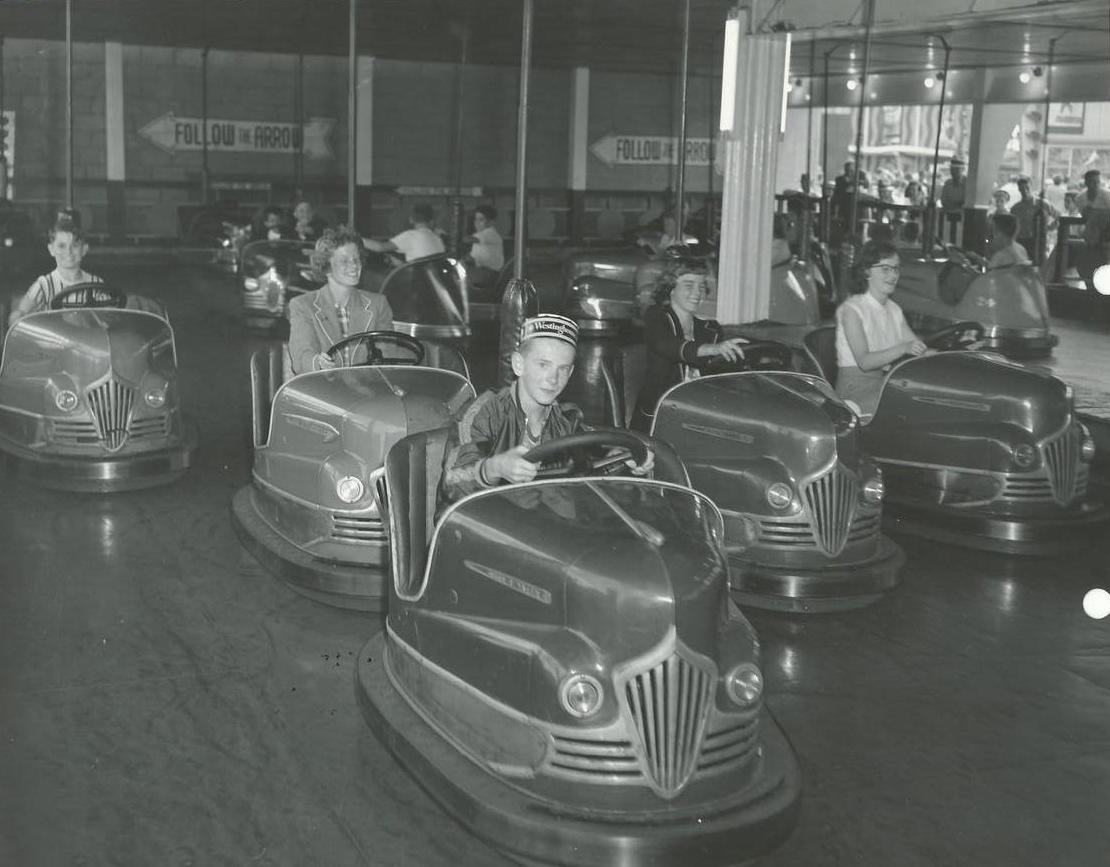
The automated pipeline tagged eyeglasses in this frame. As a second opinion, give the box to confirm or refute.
[871,263,900,274]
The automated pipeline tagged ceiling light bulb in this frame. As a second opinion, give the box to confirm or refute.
[1019,71,1031,84]
[924,76,936,88]
[846,78,858,91]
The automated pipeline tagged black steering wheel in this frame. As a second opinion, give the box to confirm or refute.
[524,429,650,479]
[325,330,425,366]
[923,320,985,352]
[704,340,794,374]
[50,283,128,310]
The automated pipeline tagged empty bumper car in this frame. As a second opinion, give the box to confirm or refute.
[0,284,196,491]
[231,331,474,610]
[895,253,1057,358]
[653,370,904,612]
[358,428,800,867]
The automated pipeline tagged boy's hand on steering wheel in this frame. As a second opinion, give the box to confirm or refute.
[484,445,539,484]
[314,352,338,370]
[712,338,748,363]
[626,448,655,477]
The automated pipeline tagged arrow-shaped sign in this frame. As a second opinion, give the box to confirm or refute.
[139,113,336,159]
[589,133,714,168]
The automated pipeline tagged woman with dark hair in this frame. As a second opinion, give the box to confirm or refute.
[287,227,393,375]
[834,239,925,416]
[631,253,748,432]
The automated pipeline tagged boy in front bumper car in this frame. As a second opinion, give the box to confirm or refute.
[442,314,585,501]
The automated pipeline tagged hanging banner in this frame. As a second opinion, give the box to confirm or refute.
[589,134,714,167]
[138,113,335,159]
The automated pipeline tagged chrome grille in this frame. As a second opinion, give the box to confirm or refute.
[1002,465,1088,504]
[1043,426,1080,505]
[129,415,170,441]
[799,464,859,557]
[757,509,878,549]
[86,379,135,452]
[51,419,99,445]
[331,514,387,543]
[697,715,759,773]
[550,735,640,779]
[623,651,713,799]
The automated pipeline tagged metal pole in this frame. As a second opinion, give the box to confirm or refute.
[822,49,831,243]
[450,23,471,255]
[346,0,357,227]
[1035,38,1058,264]
[674,0,691,241]
[512,0,534,279]
[801,38,815,259]
[201,47,210,204]
[847,0,875,243]
[925,38,951,252]
[66,0,73,209]
[295,50,304,194]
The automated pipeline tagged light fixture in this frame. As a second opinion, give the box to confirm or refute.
[780,32,792,133]
[924,75,936,88]
[1019,70,1031,84]
[719,13,740,132]
[846,77,858,91]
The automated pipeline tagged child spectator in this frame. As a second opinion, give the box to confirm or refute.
[987,213,1030,269]
[9,208,102,329]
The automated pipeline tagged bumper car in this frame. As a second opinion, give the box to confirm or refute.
[652,369,904,612]
[799,323,1105,554]
[231,330,475,610]
[565,246,820,334]
[238,239,318,331]
[358,428,801,866]
[894,250,1057,358]
[0,284,196,491]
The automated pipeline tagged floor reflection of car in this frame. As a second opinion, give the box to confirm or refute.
[895,252,1057,358]
[652,370,904,612]
[795,324,1105,554]
[358,428,801,866]
[231,331,474,610]
[0,284,196,491]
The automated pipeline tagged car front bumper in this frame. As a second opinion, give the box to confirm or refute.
[0,420,197,493]
[230,485,386,611]
[356,630,800,867]
[729,535,905,613]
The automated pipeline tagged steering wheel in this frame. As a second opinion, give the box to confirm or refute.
[50,283,128,310]
[704,340,794,374]
[923,321,985,352]
[524,429,650,479]
[325,330,425,366]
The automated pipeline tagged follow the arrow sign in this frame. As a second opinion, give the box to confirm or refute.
[138,113,335,159]
[589,134,714,168]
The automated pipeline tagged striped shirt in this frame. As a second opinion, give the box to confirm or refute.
[13,269,103,321]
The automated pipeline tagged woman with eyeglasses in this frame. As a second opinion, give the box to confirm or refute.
[834,239,926,417]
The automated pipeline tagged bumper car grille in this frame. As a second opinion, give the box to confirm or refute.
[623,650,713,799]
[129,415,170,441]
[87,379,136,452]
[800,463,858,556]
[51,419,100,445]
[330,514,387,543]
[1042,425,1082,505]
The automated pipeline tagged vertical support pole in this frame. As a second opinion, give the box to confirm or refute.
[801,38,815,260]
[925,39,951,251]
[568,67,590,245]
[674,0,691,241]
[295,50,304,194]
[821,50,831,244]
[847,0,875,243]
[449,25,470,255]
[346,0,357,227]
[66,0,73,209]
[1035,38,1058,265]
[105,42,126,240]
[512,0,534,279]
[201,47,210,204]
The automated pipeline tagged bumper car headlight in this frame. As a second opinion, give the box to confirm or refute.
[560,674,604,719]
[1080,426,1096,462]
[55,389,79,412]
[861,471,885,504]
[144,386,166,408]
[725,662,763,708]
[336,475,365,504]
[765,482,794,511]
[1012,444,1037,469]
[243,277,260,292]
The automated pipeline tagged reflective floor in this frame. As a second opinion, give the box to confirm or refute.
[2,260,1109,866]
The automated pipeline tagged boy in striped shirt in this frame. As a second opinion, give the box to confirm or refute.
[9,209,102,329]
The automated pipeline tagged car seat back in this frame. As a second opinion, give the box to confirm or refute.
[251,346,285,448]
[938,260,977,305]
[802,325,838,387]
[383,427,451,599]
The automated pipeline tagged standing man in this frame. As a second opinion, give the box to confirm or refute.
[940,156,967,245]
[1010,176,1057,264]
[1077,169,1110,293]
